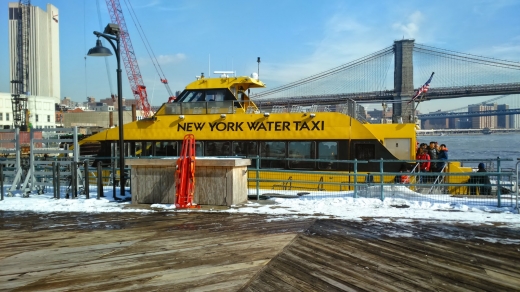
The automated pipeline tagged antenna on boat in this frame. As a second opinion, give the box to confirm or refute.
[257,57,261,81]
[214,71,235,78]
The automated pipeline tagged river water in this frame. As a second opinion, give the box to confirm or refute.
[417,133,520,170]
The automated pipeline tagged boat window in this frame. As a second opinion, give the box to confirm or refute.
[354,143,375,160]
[195,141,203,156]
[205,90,225,102]
[178,90,204,102]
[205,141,231,156]
[318,142,338,170]
[141,142,153,156]
[155,142,177,156]
[176,89,235,103]
[260,141,285,168]
[232,141,257,157]
[288,141,315,169]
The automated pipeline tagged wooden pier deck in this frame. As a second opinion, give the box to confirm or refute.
[1,210,519,291]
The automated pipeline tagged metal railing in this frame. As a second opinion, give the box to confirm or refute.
[248,157,517,208]
[1,152,517,211]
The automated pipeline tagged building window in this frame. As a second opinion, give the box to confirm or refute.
[47,115,50,122]
[6,113,9,121]
[36,115,39,122]
[0,113,3,121]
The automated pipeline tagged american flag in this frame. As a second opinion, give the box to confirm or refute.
[408,72,435,104]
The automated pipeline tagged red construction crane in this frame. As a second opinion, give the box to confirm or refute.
[105,0,152,117]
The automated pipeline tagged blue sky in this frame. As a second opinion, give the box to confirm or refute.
[1,0,519,113]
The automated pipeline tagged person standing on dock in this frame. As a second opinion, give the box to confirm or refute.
[468,163,491,196]
[416,144,430,183]
[428,141,438,175]
[438,144,448,171]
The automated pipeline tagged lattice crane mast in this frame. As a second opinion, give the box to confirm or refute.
[120,0,176,103]
[105,0,152,117]
[11,0,31,131]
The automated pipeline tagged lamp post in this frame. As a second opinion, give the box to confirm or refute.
[88,23,125,199]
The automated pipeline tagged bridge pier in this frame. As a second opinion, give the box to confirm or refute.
[393,39,415,123]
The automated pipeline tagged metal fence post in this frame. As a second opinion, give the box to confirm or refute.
[52,162,56,199]
[497,157,501,208]
[56,162,60,199]
[112,154,117,199]
[84,160,89,199]
[0,163,3,201]
[71,161,77,199]
[380,158,384,201]
[516,158,520,214]
[97,161,102,200]
[256,155,260,200]
[353,159,358,198]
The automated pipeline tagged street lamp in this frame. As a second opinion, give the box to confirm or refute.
[88,23,125,199]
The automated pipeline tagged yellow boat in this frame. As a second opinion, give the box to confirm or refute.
[80,73,471,192]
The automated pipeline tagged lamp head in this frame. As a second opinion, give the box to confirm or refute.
[220,114,226,119]
[179,115,185,120]
[264,112,270,117]
[87,39,112,57]
[103,23,120,35]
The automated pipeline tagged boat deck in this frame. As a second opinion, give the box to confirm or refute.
[1,209,519,291]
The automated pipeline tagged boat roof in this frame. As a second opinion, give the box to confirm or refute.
[184,75,266,91]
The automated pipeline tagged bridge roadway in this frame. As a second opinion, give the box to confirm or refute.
[418,108,520,119]
[254,82,520,106]
[417,128,520,135]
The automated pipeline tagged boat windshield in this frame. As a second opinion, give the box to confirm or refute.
[176,89,235,103]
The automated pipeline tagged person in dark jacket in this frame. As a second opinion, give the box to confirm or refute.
[428,141,438,174]
[437,144,448,171]
[468,163,491,195]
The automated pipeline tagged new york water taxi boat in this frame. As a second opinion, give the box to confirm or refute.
[80,72,470,191]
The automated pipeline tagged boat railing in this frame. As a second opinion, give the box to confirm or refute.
[164,100,261,115]
[258,100,367,123]
[165,98,370,122]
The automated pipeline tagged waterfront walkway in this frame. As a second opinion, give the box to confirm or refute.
[1,209,519,291]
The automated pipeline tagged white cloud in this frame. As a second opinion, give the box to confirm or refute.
[157,53,186,64]
[392,11,423,39]
[260,11,390,87]
[138,53,186,66]
[133,0,162,9]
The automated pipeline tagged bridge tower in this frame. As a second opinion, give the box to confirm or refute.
[393,39,415,123]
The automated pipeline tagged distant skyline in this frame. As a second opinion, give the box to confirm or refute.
[1,0,519,113]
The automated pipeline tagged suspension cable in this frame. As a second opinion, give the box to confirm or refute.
[96,0,114,96]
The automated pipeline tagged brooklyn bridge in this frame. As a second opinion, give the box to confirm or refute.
[250,39,520,126]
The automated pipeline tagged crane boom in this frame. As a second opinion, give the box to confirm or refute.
[11,0,31,131]
[105,0,152,117]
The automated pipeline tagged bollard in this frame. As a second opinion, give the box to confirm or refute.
[97,161,103,200]
[56,162,61,199]
[84,160,89,199]
[0,164,3,201]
